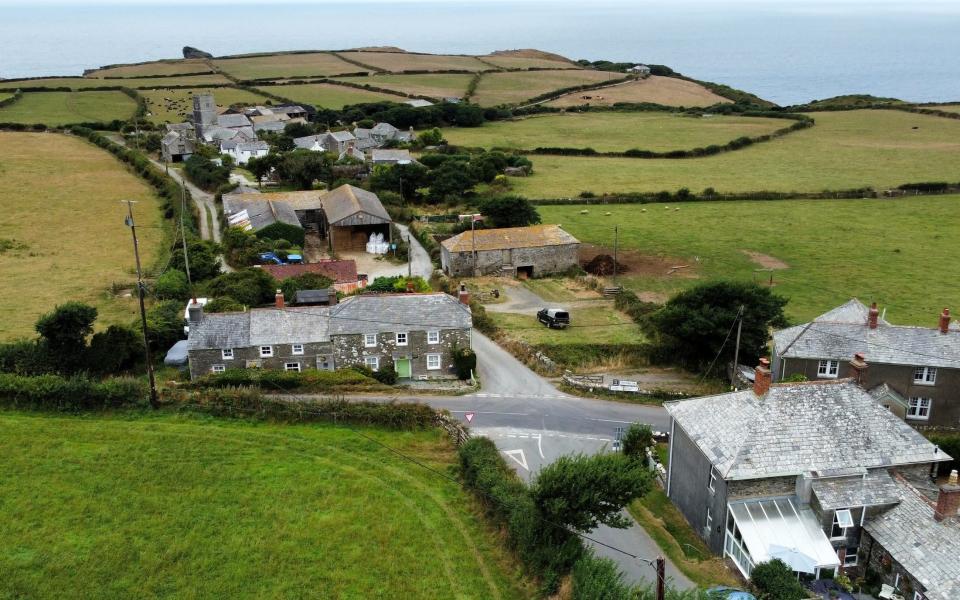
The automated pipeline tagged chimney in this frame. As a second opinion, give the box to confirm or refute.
[406,281,415,293]
[458,283,470,306]
[754,358,772,396]
[868,302,879,329]
[934,470,960,522]
[848,352,868,385]
[939,308,951,334]
[275,289,285,309]
[187,300,203,324]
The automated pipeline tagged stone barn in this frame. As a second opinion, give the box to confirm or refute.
[440,224,580,278]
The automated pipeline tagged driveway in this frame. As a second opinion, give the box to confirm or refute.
[393,222,434,279]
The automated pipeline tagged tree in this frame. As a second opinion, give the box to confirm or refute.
[143,300,184,352]
[571,553,632,600]
[246,154,278,188]
[278,149,333,190]
[279,273,334,300]
[368,162,430,201]
[646,281,788,374]
[204,269,278,307]
[183,154,231,191]
[170,238,221,281]
[621,423,653,462]
[87,325,141,375]
[479,195,541,228]
[153,269,190,300]
[427,160,478,204]
[532,453,652,531]
[750,559,806,600]
[283,121,314,139]
[35,302,97,373]
[417,127,444,146]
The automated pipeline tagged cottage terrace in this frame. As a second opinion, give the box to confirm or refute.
[440,224,580,278]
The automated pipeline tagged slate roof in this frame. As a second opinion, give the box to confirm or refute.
[370,149,413,163]
[293,134,326,150]
[253,120,288,133]
[295,289,334,305]
[165,122,194,133]
[405,99,434,108]
[773,299,960,369]
[322,184,391,225]
[187,307,330,349]
[326,130,356,142]
[664,380,949,480]
[217,113,253,128]
[260,260,358,284]
[371,122,399,136]
[442,224,580,253]
[811,470,902,510]
[222,197,301,231]
[187,312,251,349]
[864,478,960,600]
[353,127,373,139]
[329,293,472,335]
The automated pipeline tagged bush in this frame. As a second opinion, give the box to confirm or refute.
[750,559,807,600]
[927,433,960,476]
[153,269,190,300]
[374,364,398,385]
[614,290,660,324]
[621,423,653,461]
[0,340,50,375]
[204,269,278,307]
[571,553,632,600]
[144,300,185,353]
[87,325,141,376]
[184,154,232,191]
[0,373,146,411]
[451,347,477,380]
[279,273,334,300]
[256,222,305,247]
[193,367,378,392]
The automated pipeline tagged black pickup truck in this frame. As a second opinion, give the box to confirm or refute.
[537,308,570,329]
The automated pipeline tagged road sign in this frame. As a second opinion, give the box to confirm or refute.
[465,412,475,423]
[615,426,625,441]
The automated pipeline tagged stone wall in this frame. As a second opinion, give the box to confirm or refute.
[727,475,797,500]
[189,341,334,379]
[861,530,929,599]
[441,243,579,277]
[331,327,470,379]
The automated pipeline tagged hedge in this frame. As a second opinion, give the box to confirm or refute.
[0,373,146,411]
[189,367,380,392]
[927,433,960,476]
[0,89,22,108]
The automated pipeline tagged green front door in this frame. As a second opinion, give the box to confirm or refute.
[395,359,412,379]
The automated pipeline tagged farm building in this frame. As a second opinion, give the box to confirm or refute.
[260,260,365,294]
[440,224,580,278]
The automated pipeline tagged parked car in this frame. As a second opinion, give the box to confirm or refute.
[537,308,570,329]
[258,252,284,265]
[286,253,304,264]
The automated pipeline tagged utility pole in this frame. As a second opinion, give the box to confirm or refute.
[407,235,412,277]
[613,225,619,285]
[471,216,478,277]
[125,200,159,408]
[180,185,194,300]
[655,556,665,600]
[731,305,744,388]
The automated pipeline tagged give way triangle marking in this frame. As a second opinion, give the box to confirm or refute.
[502,449,529,471]
[465,412,475,423]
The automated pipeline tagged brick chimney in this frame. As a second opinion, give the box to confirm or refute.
[406,281,415,293]
[934,470,960,522]
[275,289,285,309]
[939,308,951,334]
[848,352,868,385]
[754,358,772,396]
[868,302,879,329]
[458,283,470,306]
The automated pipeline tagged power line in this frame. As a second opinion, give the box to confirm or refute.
[698,305,743,385]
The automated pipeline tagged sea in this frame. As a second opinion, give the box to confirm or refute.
[2,1,960,106]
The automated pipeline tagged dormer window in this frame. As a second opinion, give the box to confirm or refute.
[817,359,839,378]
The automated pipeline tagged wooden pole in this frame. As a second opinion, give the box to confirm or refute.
[613,225,618,285]
[731,305,744,388]
[126,200,159,409]
[655,556,665,600]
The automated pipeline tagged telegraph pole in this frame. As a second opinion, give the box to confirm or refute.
[655,556,665,600]
[125,200,159,408]
[613,225,619,285]
[731,305,744,388]
[180,185,194,300]
[407,235,412,277]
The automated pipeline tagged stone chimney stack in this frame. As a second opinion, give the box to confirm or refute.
[275,289,285,309]
[848,352,868,385]
[187,300,204,324]
[458,283,470,306]
[939,308,951,334]
[868,302,879,329]
[754,358,772,396]
[934,470,960,522]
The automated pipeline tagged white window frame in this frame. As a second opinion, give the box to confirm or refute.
[284,362,301,372]
[259,346,273,358]
[907,397,932,421]
[842,546,858,567]
[818,359,840,378]
[292,343,304,355]
[913,366,937,385]
[211,364,226,374]
[706,506,713,534]
[221,348,234,360]
[365,356,379,370]
[426,353,441,370]
[427,330,440,344]
[708,468,717,493]
[395,332,408,347]
[831,510,852,540]
[364,333,377,348]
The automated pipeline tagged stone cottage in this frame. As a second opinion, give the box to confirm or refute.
[440,224,580,278]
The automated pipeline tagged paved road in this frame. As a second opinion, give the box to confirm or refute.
[393,222,434,280]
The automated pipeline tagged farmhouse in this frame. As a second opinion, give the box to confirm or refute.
[293,134,326,152]
[440,224,580,278]
[665,364,951,589]
[185,292,472,380]
[772,299,960,429]
[160,130,194,163]
[219,139,269,165]
[629,64,652,77]
[369,148,414,165]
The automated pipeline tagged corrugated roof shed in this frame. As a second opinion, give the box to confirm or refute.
[441,224,579,253]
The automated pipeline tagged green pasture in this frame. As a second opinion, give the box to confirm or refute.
[334,73,473,100]
[0,75,233,90]
[140,87,270,124]
[472,70,624,106]
[0,90,136,125]
[269,82,405,109]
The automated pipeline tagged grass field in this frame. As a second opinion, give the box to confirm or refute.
[0,91,136,125]
[337,51,489,72]
[335,73,473,100]
[0,133,165,340]
[472,70,625,106]
[86,58,213,78]
[510,110,960,197]
[0,412,528,599]
[547,76,730,108]
[931,104,960,113]
[140,87,270,124]
[489,305,643,345]
[0,92,12,103]
[442,112,787,153]
[263,82,404,109]
[478,54,576,70]
[213,52,362,80]
[539,194,960,324]
[0,74,233,90]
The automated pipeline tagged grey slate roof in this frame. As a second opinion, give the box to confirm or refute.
[253,120,288,133]
[370,149,413,163]
[217,113,253,128]
[321,184,391,225]
[864,478,960,600]
[295,289,334,305]
[187,312,251,350]
[329,293,472,335]
[187,307,330,350]
[665,380,949,480]
[773,299,960,369]
[222,197,302,231]
[371,122,399,136]
[327,130,356,142]
[293,134,326,150]
[811,470,902,510]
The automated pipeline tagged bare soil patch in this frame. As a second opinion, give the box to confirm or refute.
[547,76,730,108]
[579,244,699,279]
[741,250,789,269]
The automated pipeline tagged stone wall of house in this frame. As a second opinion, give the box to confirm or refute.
[861,530,930,599]
[331,327,470,379]
[188,341,334,379]
[441,243,579,278]
[726,475,798,500]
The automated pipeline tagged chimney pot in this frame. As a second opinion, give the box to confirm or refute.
[934,474,960,522]
[848,353,868,385]
[275,289,285,309]
[754,358,772,396]
[939,308,951,334]
[868,302,879,329]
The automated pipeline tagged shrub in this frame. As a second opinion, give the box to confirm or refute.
[927,433,960,476]
[153,269,190,300]
[451,347,477,380]
[87,325,141,376]
[374,364,398,385]
[621,423,654,461]
[571,553,632,600]
[0,373,146,411]
[279,273,334,300]
[750,559,807,600]
[204,269,278,307]
[0,340,50,375]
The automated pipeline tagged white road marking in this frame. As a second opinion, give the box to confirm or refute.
[586,418,636,424]
[536,434,545,459]
[502,449,529,471]
[449,410,530,416]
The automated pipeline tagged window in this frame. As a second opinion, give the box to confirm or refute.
[708,468,717,492]
[292,344,304,355]
[913,366,937,385]
[365,356,379,370]
[907,397,932,420]
[211,364,226,374]
[364,333,377,348]
[831,509,853,539]
[427,330,440,344]
[284,362,301,372]
[842,546,858,567]
[426,354,441,370]
[818,359,840,378]
[706,506,713,534]
[221,348,234,360]
[395,332,408,346]
[259,346,273,358]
